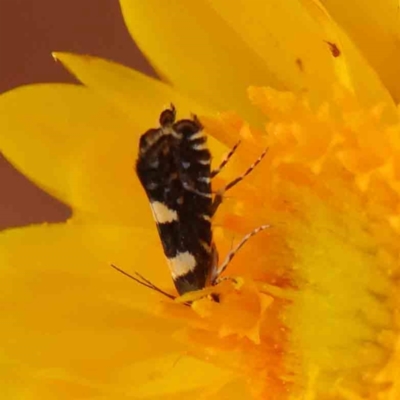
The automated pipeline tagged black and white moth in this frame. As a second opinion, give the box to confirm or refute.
[112,106,268,299]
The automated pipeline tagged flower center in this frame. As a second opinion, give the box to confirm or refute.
[161,87,400,399]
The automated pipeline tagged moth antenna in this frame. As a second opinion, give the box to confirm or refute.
[133,271,159,288]
[214,224,271,281]
[110,264,177,301]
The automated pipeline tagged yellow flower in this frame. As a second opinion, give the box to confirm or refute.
[1,1,400,399]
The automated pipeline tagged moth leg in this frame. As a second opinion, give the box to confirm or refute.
[211,140,241,178]
[111,264,185,303]
[211,148,268,216]
[213,224,271,282]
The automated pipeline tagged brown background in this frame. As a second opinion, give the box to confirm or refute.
[0,0,155,229]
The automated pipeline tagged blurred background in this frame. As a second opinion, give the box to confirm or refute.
[0,0,156,229]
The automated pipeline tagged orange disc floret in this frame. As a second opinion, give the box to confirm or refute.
[160,86,400,399]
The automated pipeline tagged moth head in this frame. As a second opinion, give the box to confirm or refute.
[159,104,176,127]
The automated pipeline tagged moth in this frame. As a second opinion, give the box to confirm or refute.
[112,106,268,299]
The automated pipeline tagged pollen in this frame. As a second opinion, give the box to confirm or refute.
[160,87,400,399]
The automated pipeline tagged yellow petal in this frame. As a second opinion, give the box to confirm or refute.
[77,223,174,294]
[0,84,130,207]
[115,354,232,398]
[0,83,154,225]
[0,223,196,398]
[119,0,285,125]
[1,223,246,399]
[52,52,214,130]
[207,0,397,118]
[0,222,175,317]
[321,0,400,103]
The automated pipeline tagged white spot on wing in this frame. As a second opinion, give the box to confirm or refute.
[189,131,205,141]
[146,182,158,190]
[150,201,178,223]
[149,159,160,168]
[168,251,197,278]
[193,143,207,151]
